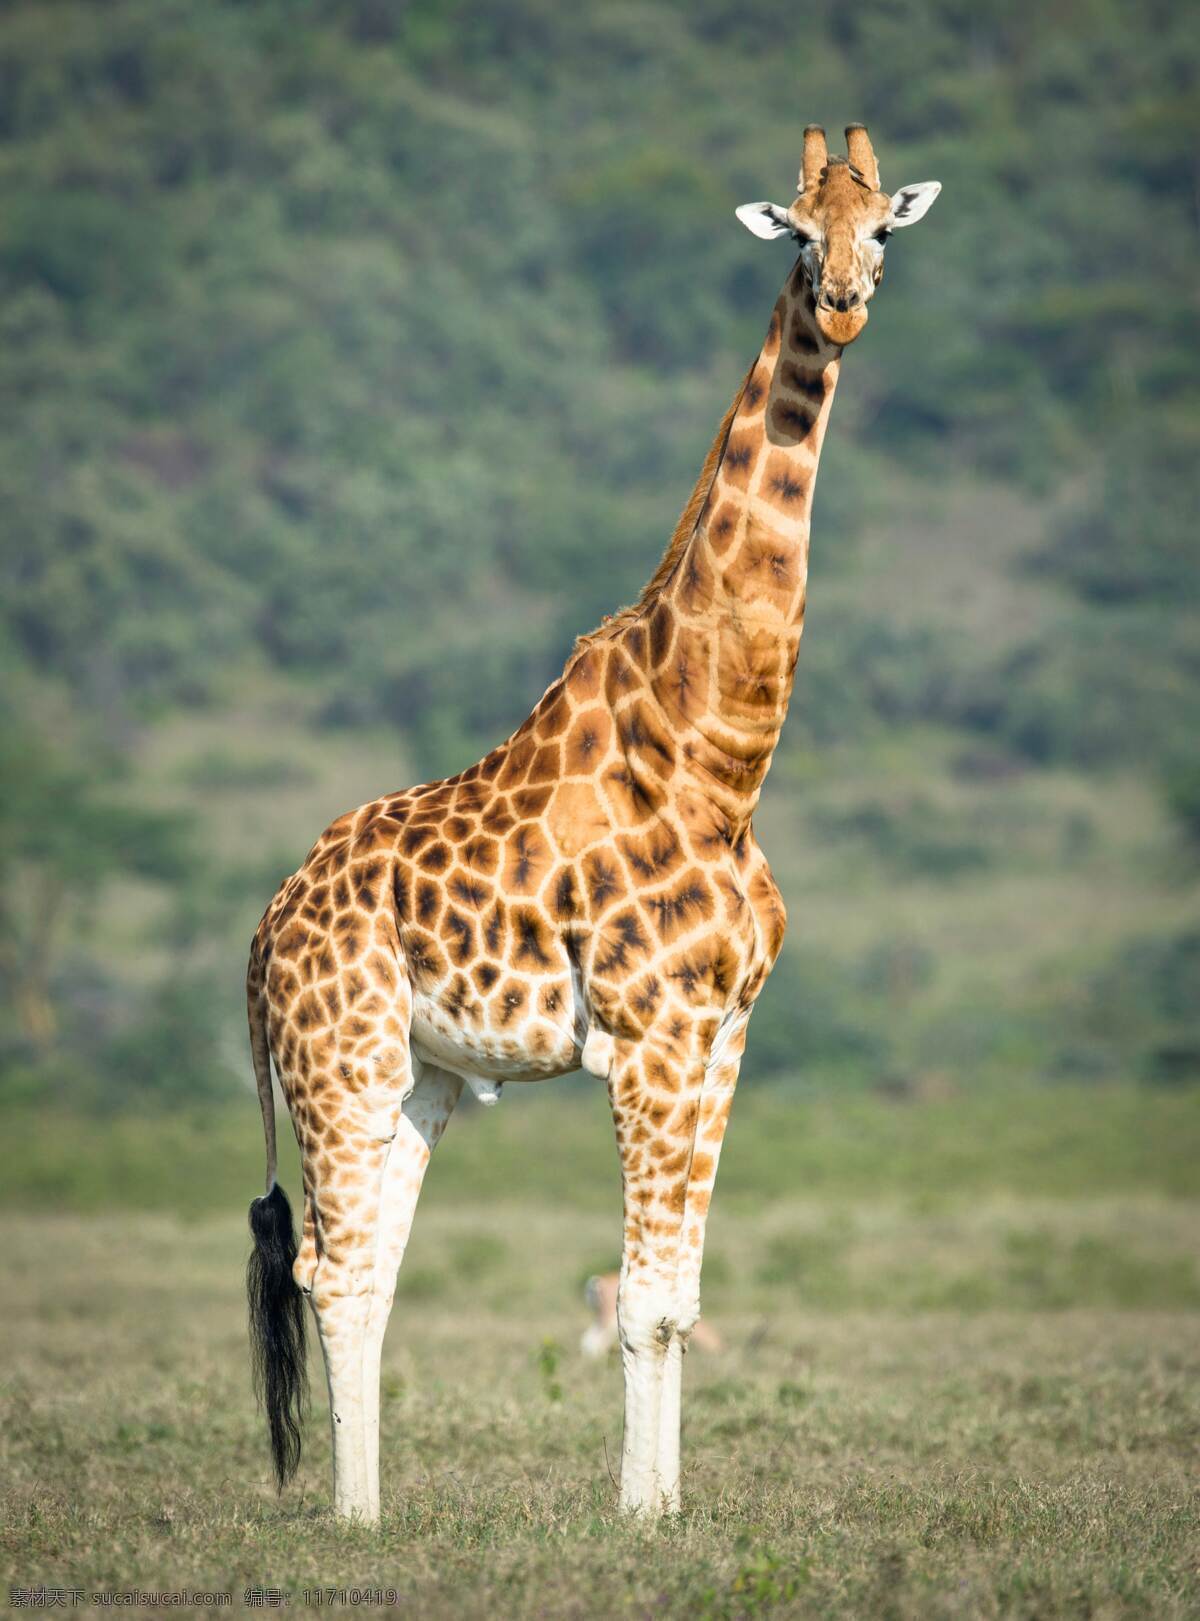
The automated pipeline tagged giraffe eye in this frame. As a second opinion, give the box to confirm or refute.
[872,228,890,245]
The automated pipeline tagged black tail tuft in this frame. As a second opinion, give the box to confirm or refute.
[247,1182,308,1490]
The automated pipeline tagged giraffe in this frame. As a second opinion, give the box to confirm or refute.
[245,123,940,1523]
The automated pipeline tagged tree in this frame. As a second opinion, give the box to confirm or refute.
[0,720,191,1054]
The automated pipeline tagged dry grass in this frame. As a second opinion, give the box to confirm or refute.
[2,1088,1198,1617]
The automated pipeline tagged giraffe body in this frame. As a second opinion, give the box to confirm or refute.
[245,124,940,1521]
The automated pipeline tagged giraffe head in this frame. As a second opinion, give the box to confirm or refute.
[736,124,940,346]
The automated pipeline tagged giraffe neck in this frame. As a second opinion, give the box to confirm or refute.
[625,266,842,828]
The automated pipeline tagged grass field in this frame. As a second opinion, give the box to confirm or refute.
[2,1083,1198,1618]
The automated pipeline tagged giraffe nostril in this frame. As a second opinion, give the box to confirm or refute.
[845,289,861,307]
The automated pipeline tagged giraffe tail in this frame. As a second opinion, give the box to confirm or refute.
[246,949,308,1490]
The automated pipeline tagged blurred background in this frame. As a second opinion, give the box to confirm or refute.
[1,0,1196,1126]
[2,4,1198,1609]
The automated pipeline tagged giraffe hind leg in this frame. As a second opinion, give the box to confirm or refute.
[296,1046,420,1521]
[361,1062,463,1520]
[293,1174,318,1296]
[305,1144,391,1518]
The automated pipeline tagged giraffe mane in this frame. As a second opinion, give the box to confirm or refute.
[571,363,754,654]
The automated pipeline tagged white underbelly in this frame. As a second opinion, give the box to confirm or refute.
[409,993,582,1089]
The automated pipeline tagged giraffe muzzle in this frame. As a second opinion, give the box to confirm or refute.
[814,298,868,346]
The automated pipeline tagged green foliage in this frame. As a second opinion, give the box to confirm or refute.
[701,1543,808,1616]
[96,973,238,1105]
[815,795,993,878]
[0,0,1195,1103]
[0,710,197,1070]
[535,1337,564,1402]
[1072,928,1200,1086]
[1163,762,1200,853]
[5,1082,1197,1217]
[0,722,190,891]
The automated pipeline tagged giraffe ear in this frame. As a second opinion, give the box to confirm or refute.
[886,181,941,228]
[735,201,795,241]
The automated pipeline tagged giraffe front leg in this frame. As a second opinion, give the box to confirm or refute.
[655,1015,747,1511]
[361,1065,462,1522]
[654,1337,685,1513]
[609,1036,704,1517]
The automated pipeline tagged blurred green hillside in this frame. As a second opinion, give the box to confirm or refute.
[0,0,1197,1108]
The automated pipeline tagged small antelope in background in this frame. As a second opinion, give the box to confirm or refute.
[582,1273,723,1358]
